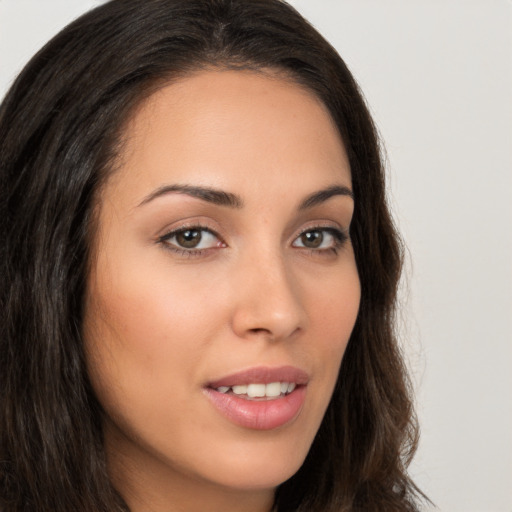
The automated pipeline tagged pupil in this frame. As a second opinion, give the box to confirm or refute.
[302,231,323,248]
[177,229,201,248]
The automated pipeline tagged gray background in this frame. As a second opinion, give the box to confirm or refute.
[1,1,511,510]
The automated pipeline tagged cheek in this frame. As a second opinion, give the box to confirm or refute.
[83,249,237,431]
[88,247,220,346]
[308,262,360,338]
[83,264,218,459]
[306,263,360,379]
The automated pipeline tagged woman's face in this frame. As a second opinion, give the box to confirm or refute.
[84,70,360,508]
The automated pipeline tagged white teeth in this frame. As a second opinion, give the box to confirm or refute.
[265,382,282,397]
[232,385,248,395]
[247,383,266,398]
[215,381,298,398]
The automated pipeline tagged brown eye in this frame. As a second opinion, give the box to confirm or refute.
[292,227,346,251]
[300,230,323,248]
[176,229,202,248]
[160,227,223,252]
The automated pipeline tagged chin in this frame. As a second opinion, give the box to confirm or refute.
[200,462,302,493]
[183,430,313,492]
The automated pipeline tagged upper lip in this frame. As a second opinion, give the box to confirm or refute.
[207,365,309,388]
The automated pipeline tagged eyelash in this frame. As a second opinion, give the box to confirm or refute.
[158,223,223,258]
[157,224,349,258]
[294,226,349,256]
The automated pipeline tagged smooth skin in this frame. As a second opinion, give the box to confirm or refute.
[84,70,361,512]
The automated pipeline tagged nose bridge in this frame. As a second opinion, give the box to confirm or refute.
[230,245,305,341]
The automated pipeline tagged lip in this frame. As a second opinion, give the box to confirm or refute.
[204,366,309,430]
[207,365,309,388]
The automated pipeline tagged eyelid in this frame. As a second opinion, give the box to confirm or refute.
[291,224,349,251]
[293,222,348,239]
[157,223,226,254]
[158,224,218,240]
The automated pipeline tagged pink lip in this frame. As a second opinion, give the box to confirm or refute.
[204,366,309,430]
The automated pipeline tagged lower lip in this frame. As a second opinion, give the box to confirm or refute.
[204,386,307,430]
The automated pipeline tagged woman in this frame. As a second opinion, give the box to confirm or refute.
[0,0,426,511]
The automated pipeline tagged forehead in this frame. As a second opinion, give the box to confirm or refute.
[108,69,351,207]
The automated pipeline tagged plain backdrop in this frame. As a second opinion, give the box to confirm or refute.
[1,1,511,511]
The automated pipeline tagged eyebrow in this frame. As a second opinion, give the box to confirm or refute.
[298,185,354,210]
[138,183,353,209]
[138,184,244,208]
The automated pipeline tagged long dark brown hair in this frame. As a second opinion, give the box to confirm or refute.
[0,0,426,510]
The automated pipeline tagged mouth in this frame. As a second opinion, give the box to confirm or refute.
[204,366,308,430]
[211,381,297,400]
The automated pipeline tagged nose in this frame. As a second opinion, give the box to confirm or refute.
[230,251,306,342]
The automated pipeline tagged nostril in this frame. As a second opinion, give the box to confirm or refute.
[248,327,274,338]
[246,326,301,341]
